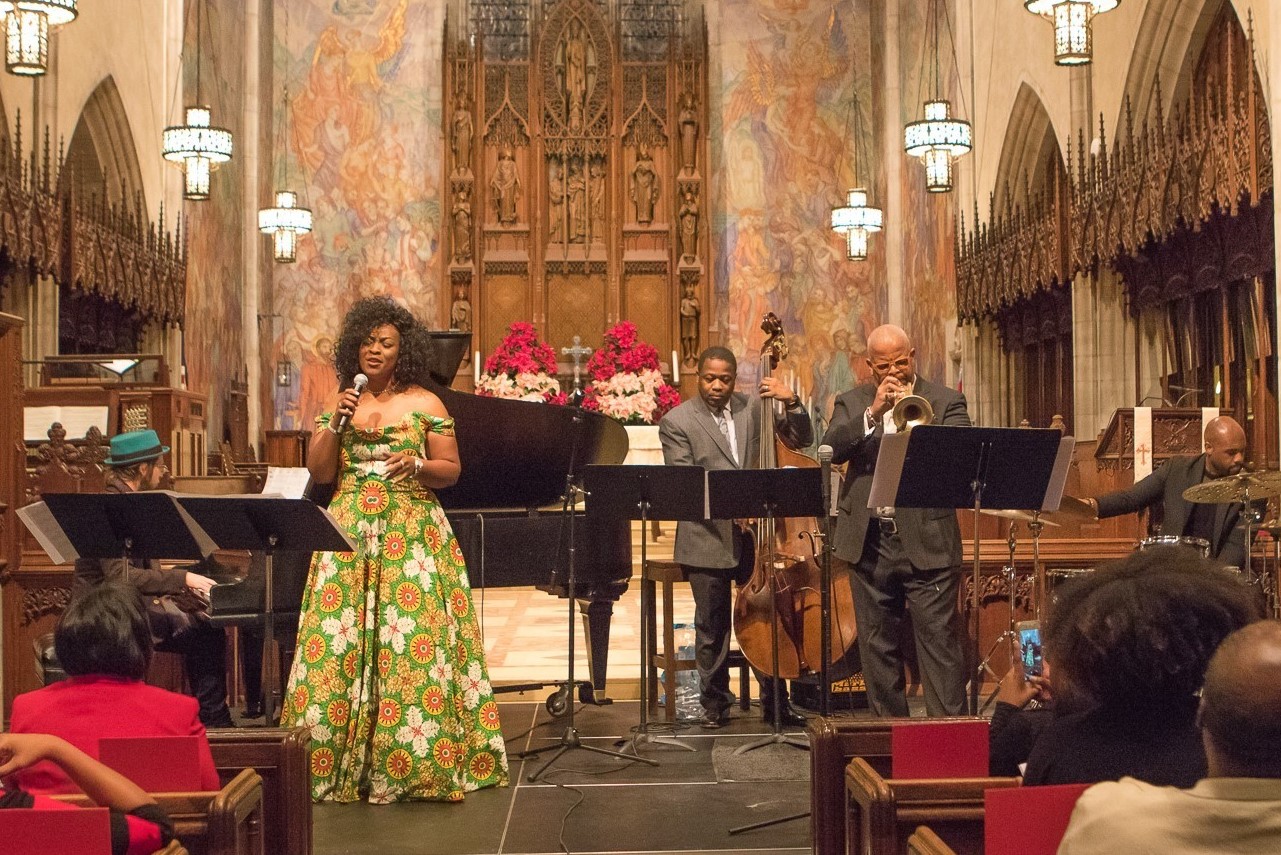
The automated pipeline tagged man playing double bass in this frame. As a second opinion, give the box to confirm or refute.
[659,346,813,729]
[823,324,969,717]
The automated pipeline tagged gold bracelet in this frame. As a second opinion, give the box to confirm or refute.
[323,424,342,437]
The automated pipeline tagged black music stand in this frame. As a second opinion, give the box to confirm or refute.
[21,491,217,566]
[868,425,1069,715]
[174,495,355,725]
[708,467,823,755]
[583,464,706,755]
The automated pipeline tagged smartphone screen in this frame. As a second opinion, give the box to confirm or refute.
[1018,624,1043,677]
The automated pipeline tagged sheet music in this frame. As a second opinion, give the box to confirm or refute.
[16,501,78,564]
[1041,436,1077,511]
[867,433,911,509]
[261,467,312,500]
[24,405,109,442]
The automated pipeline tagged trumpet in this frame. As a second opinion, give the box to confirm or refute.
[891,393,933,431]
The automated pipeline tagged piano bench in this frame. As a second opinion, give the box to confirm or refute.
[643,559,751,722]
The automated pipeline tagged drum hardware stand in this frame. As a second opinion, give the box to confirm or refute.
[515,415,654,782]
[975,524,1021,714]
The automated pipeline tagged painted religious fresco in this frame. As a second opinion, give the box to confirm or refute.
[272,0,444,429]
[184,0,246,439]
[715,0,884,427]
[897,0,957,385]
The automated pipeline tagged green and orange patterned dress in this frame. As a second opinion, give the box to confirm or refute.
[282,412,509,803]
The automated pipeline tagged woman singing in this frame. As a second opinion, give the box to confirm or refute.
[283,297,508,803]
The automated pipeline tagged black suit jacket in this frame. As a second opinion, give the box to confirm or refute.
[823,376,971,568]
[1095,454,1248,567]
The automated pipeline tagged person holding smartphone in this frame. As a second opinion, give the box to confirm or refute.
[989,621,1055,777]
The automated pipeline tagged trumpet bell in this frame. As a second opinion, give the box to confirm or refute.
[892,394,933,431]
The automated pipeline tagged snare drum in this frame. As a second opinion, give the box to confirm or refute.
[1138,536,1211,558]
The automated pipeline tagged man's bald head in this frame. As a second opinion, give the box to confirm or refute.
[1200,620,1281,777]
[1203,416,1246,478]
[866,325,916,387]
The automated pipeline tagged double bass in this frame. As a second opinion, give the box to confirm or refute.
[732,313,860,680]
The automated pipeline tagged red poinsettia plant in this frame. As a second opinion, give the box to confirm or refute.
[476,322,567,405]
[582,321,682,425]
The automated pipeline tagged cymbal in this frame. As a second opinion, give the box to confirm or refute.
[979,508,1062,527]
[1183,470,1281,504]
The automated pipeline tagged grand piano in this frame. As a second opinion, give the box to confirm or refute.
[207,332,633,707]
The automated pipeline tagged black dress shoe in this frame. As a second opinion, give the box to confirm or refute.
[762,704,807,729]
[699,709,729,729]
[242,700,264,719]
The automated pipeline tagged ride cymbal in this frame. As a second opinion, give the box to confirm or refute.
[1183,471,1281,504]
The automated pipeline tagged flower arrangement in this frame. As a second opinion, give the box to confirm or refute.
[582,321,682,425]
[476,322,567,405]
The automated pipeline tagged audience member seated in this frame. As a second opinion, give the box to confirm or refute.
[989,668,1054,777]
[8,584,221,795]
[0,732,174,855]
[1057,619,1281,854]
[1023,547,1258,787]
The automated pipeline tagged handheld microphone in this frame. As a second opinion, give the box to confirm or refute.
[334,373,369,433]
[818,444,834,517]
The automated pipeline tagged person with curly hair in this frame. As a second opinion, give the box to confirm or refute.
[1022,546,1260,787]
[282,296,508,804]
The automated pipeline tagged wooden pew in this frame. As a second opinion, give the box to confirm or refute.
[905,826,954,855]
[208,727,312,855]
[808,716,982,855]
[844,757,1019,855]
[55,767,264,855]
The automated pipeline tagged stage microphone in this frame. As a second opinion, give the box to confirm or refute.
[818,444,834,517]
[334,373,369,433]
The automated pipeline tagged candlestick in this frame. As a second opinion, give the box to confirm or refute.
[473,351,481,385]
[672,350,680,381]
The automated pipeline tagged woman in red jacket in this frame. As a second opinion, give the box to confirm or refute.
[8,584,221,794]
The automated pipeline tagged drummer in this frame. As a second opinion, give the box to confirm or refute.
[1081,416,1254,567]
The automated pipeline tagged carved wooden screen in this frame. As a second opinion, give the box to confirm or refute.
[443,0,708,373]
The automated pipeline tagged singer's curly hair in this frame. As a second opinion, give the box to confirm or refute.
[1044,546,1259,712]
[332,297,436,390]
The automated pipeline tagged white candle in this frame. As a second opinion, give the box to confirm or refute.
[672,350,680,381]
[473,351,481,385]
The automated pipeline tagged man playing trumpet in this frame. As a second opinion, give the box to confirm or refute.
[823,324,970,717]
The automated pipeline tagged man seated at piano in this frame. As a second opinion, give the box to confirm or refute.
[71,428,234,728]
[281,296,508,804]
[659,345,813,729]
[1080,416,1255,567]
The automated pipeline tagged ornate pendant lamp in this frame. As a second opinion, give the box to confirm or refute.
[1024,0,1119,66]
[831,17,882,261]
[904,0,971,193]
[0,0,76,76]
[161,0,232,201]
[258,4,312,264]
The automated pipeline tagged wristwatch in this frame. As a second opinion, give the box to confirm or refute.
[865,407,877,430]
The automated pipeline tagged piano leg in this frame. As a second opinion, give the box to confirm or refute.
[577,599,614,705]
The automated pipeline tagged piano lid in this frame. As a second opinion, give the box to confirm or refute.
[428,379,629,511]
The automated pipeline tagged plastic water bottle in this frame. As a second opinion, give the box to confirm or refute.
[674,623,701,721]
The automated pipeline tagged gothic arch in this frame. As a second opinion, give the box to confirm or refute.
[1121,0,1261,125]
[63,76,145,206]
[992,83,1062,210]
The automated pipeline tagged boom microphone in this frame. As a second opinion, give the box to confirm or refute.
[818,444,834,517]
[334,373,368,433]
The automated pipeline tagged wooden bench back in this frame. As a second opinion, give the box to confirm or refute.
[906,826,956,855]
[208,727,311,855]
[808,716,982,855]
[845,757,1020,855]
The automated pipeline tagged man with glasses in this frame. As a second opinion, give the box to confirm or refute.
[71,429,234,727]
[823,325,969,717]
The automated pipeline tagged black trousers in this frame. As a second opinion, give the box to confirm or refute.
[157,622,233,728]
[847,523,967,717]
[685,536,788,716]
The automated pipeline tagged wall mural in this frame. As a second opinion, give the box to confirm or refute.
[715,0,884,425]
[184,0,245,441]
[272,0,444,430]
[897,0,956,385]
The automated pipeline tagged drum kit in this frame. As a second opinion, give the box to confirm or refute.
[975,471,1281,708]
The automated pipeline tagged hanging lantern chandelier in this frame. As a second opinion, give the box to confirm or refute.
[904,0,971,193]
[1024,0,1119,66]
[161,0,232,201]
[259,190,313,263]
[0,0,77,76]
[830,189,883,261]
